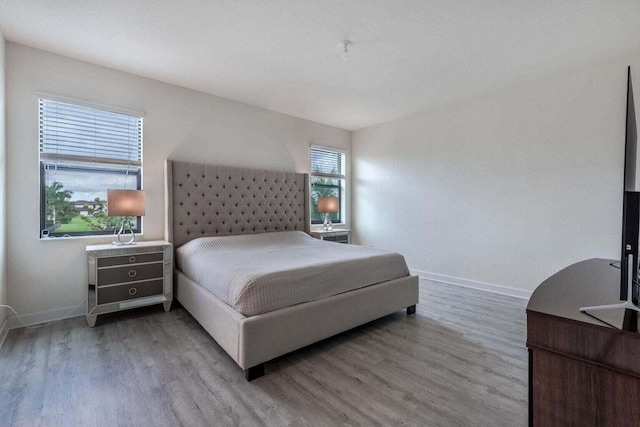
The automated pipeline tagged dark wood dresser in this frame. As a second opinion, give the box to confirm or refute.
[526,258,640,426]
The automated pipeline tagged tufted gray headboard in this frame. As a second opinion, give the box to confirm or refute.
[164,160,310,248]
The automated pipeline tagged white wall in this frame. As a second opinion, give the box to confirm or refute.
[353,57,640,294]
[0,34,7,338]
[5,43,350,323]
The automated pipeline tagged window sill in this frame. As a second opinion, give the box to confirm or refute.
[40,233,145,242]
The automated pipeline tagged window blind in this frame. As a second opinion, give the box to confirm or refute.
[39,99,142,166]
[310,147,345,178]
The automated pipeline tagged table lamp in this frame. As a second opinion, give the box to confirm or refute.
[107,189,145,245]
[317,196,339,231]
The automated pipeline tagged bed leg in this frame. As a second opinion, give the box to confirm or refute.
[245,363,265,381]
[407,305,416,315]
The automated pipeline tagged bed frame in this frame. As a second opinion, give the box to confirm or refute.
[164,160,419,380]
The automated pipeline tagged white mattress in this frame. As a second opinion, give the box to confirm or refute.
[176,231,410,316]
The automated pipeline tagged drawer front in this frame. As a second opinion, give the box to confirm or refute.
[98,262,164,286]
[97,252,164,267]
[97,279,164,305]
[323,234,349,243]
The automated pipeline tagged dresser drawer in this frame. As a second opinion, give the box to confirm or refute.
[311,230,351,244]
[97,262,164,286]
[97,279,164,305]
[323,234,349,243]
[97,252,164,267]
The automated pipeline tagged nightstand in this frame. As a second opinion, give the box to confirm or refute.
[86,240,173,327]
[311,229,351,244]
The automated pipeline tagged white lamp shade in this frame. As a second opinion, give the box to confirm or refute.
[317,196,339,213]
[107,190,146,216]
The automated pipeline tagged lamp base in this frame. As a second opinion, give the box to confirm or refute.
[323,213,333,231]
[112,219,137,246]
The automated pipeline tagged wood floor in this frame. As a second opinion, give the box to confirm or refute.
[0,280,528,426]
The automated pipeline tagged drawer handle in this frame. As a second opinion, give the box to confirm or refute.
[129,256,136,263]
[128,287,138,296]
[128,270,137,278]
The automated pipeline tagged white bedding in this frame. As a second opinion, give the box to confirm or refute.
[176,231,410,316]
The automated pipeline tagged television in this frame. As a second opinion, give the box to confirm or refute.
[580,66,640,326]
[621,65,639,305]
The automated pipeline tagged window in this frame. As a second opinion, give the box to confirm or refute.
[39,98,143,237]
[310,146,346,224]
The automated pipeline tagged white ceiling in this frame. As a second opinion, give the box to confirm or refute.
[1,1,640,130]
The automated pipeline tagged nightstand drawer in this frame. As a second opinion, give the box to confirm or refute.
[97,262,163,286]
[97,279,164,305]
[97,252,163,267]
[311,229,351,244]
[322,234,349,243]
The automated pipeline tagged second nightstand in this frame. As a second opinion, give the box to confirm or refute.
[311,229,351,244]
[86,240,173,327]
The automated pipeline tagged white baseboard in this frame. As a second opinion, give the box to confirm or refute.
[7,304,85,329]
[0,316,9,350]
[410,268,533,300]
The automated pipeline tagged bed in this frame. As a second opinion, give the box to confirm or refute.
[164,160,419,380]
